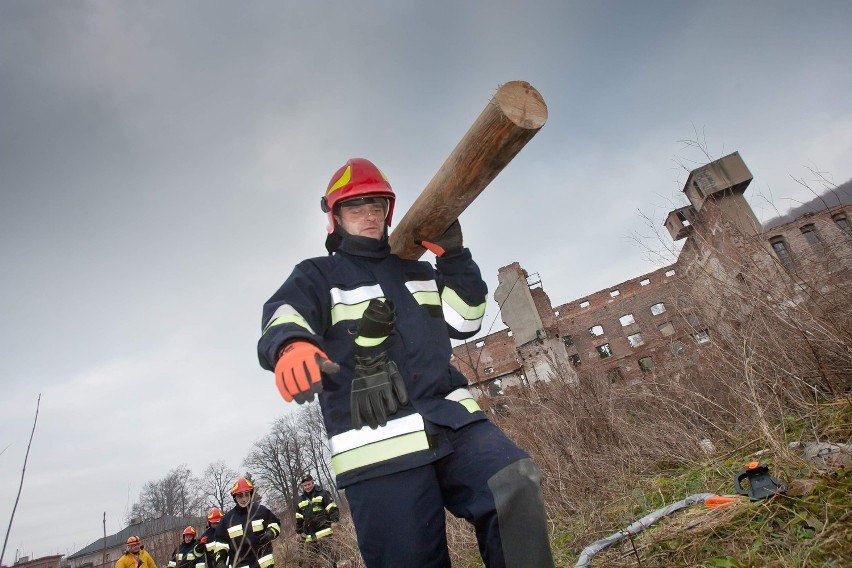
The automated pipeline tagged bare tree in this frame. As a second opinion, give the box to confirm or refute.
[200,460,238,511]
[242,405,334,511]
[128,465,205,522]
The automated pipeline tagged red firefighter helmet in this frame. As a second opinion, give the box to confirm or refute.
[207,508,223,525]
[321,158,395,233]
[182,526,196,537]
[230,477,254,497]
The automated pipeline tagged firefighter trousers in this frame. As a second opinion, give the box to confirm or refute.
[345,419,554,568]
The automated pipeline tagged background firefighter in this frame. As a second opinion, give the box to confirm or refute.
[294,474,340,567]
[258,158,554,567]
[115,536,157,568]
[168,527,203,568]
[212,477,281,568]
[195,508,222,568]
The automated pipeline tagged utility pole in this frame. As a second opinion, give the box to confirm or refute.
[101,512,107,568]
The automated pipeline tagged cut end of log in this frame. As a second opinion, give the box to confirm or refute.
[493,81,548,129]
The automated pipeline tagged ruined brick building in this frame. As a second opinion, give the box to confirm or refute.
[452,152,852,401]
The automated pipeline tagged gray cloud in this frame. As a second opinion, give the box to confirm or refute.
[2,0,851,557]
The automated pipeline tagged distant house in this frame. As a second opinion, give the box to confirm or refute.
[8,554,64,568]
[67,516,203,568]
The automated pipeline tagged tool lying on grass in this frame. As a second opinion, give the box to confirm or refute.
[574,462,786,567]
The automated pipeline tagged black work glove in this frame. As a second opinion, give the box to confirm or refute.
[357,298,396,340]
[415,219,463,257]
[351,352,409,430]
[257,528,276,546]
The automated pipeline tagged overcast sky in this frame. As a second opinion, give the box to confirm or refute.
[2,0,851,559]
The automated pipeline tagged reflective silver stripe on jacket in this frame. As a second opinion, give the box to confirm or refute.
[330,414,428,475]
[442,288,486,333]
[262,303,315,335]
[330,284,385,325]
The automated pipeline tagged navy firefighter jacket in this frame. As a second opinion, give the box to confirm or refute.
[258,234,489,487]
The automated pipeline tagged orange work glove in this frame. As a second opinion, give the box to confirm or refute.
[275,341,339,404]
[415,219,463,257]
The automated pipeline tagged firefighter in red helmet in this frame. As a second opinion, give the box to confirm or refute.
[212,478,281,568]
[168,527,202,568]
[194,508,223,568]
[258,158,554,567]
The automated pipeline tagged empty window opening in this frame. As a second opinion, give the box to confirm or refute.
[606,367,624,383]
[589,325,604,337]
[670,341,686,356]
[650,302,666,316]
[483,366,494,375]
[676,210,691,227]
[833,214,851,235]
[475,340,485,348]
[486,379,504,397]
[800,223,822,248]
[627,333,644,347]
[569,354,581,367]
[619,313,636,327]
[640,278,651,286]
[694,329,711,344]
[678,294,692,306]
[562,334,574,346]
[638,356,655,372]
[597,344,613,358]
[579,300,590,308]
[658,322,675,337]
[665,270,676,277]
[770,236,793,268]
[610,289,620,298]
[687,313,700,328]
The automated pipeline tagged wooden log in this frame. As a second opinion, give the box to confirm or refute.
[389,80,548,260]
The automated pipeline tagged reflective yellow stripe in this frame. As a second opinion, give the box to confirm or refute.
[305,528,333,542]
[355,334,388,347]
[325,503,337,512]
[251,519,264,532]
[262,304,315,335]
[442,287,486,320]
[268,522,280,534]
[442,289,485,333]
[446,388,481,413]
[327,165,351,195]
[332,431,430,474]
[227,525,244,538]
[412,290,441,306]
[258,554,275,568]
[295,512,304,519]
[330,300,370,325]
[406,280,441,306]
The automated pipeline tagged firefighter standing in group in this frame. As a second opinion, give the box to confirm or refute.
[115,536,157,568]
[257,158,554,567]
[168,527,203,568]
[195,508,223,568]
[212,478,281,568]
[295,474,340,567]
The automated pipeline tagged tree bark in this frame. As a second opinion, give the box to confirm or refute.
[389,80,548,260]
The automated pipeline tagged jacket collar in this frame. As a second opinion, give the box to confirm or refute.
[336,233,390,259]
